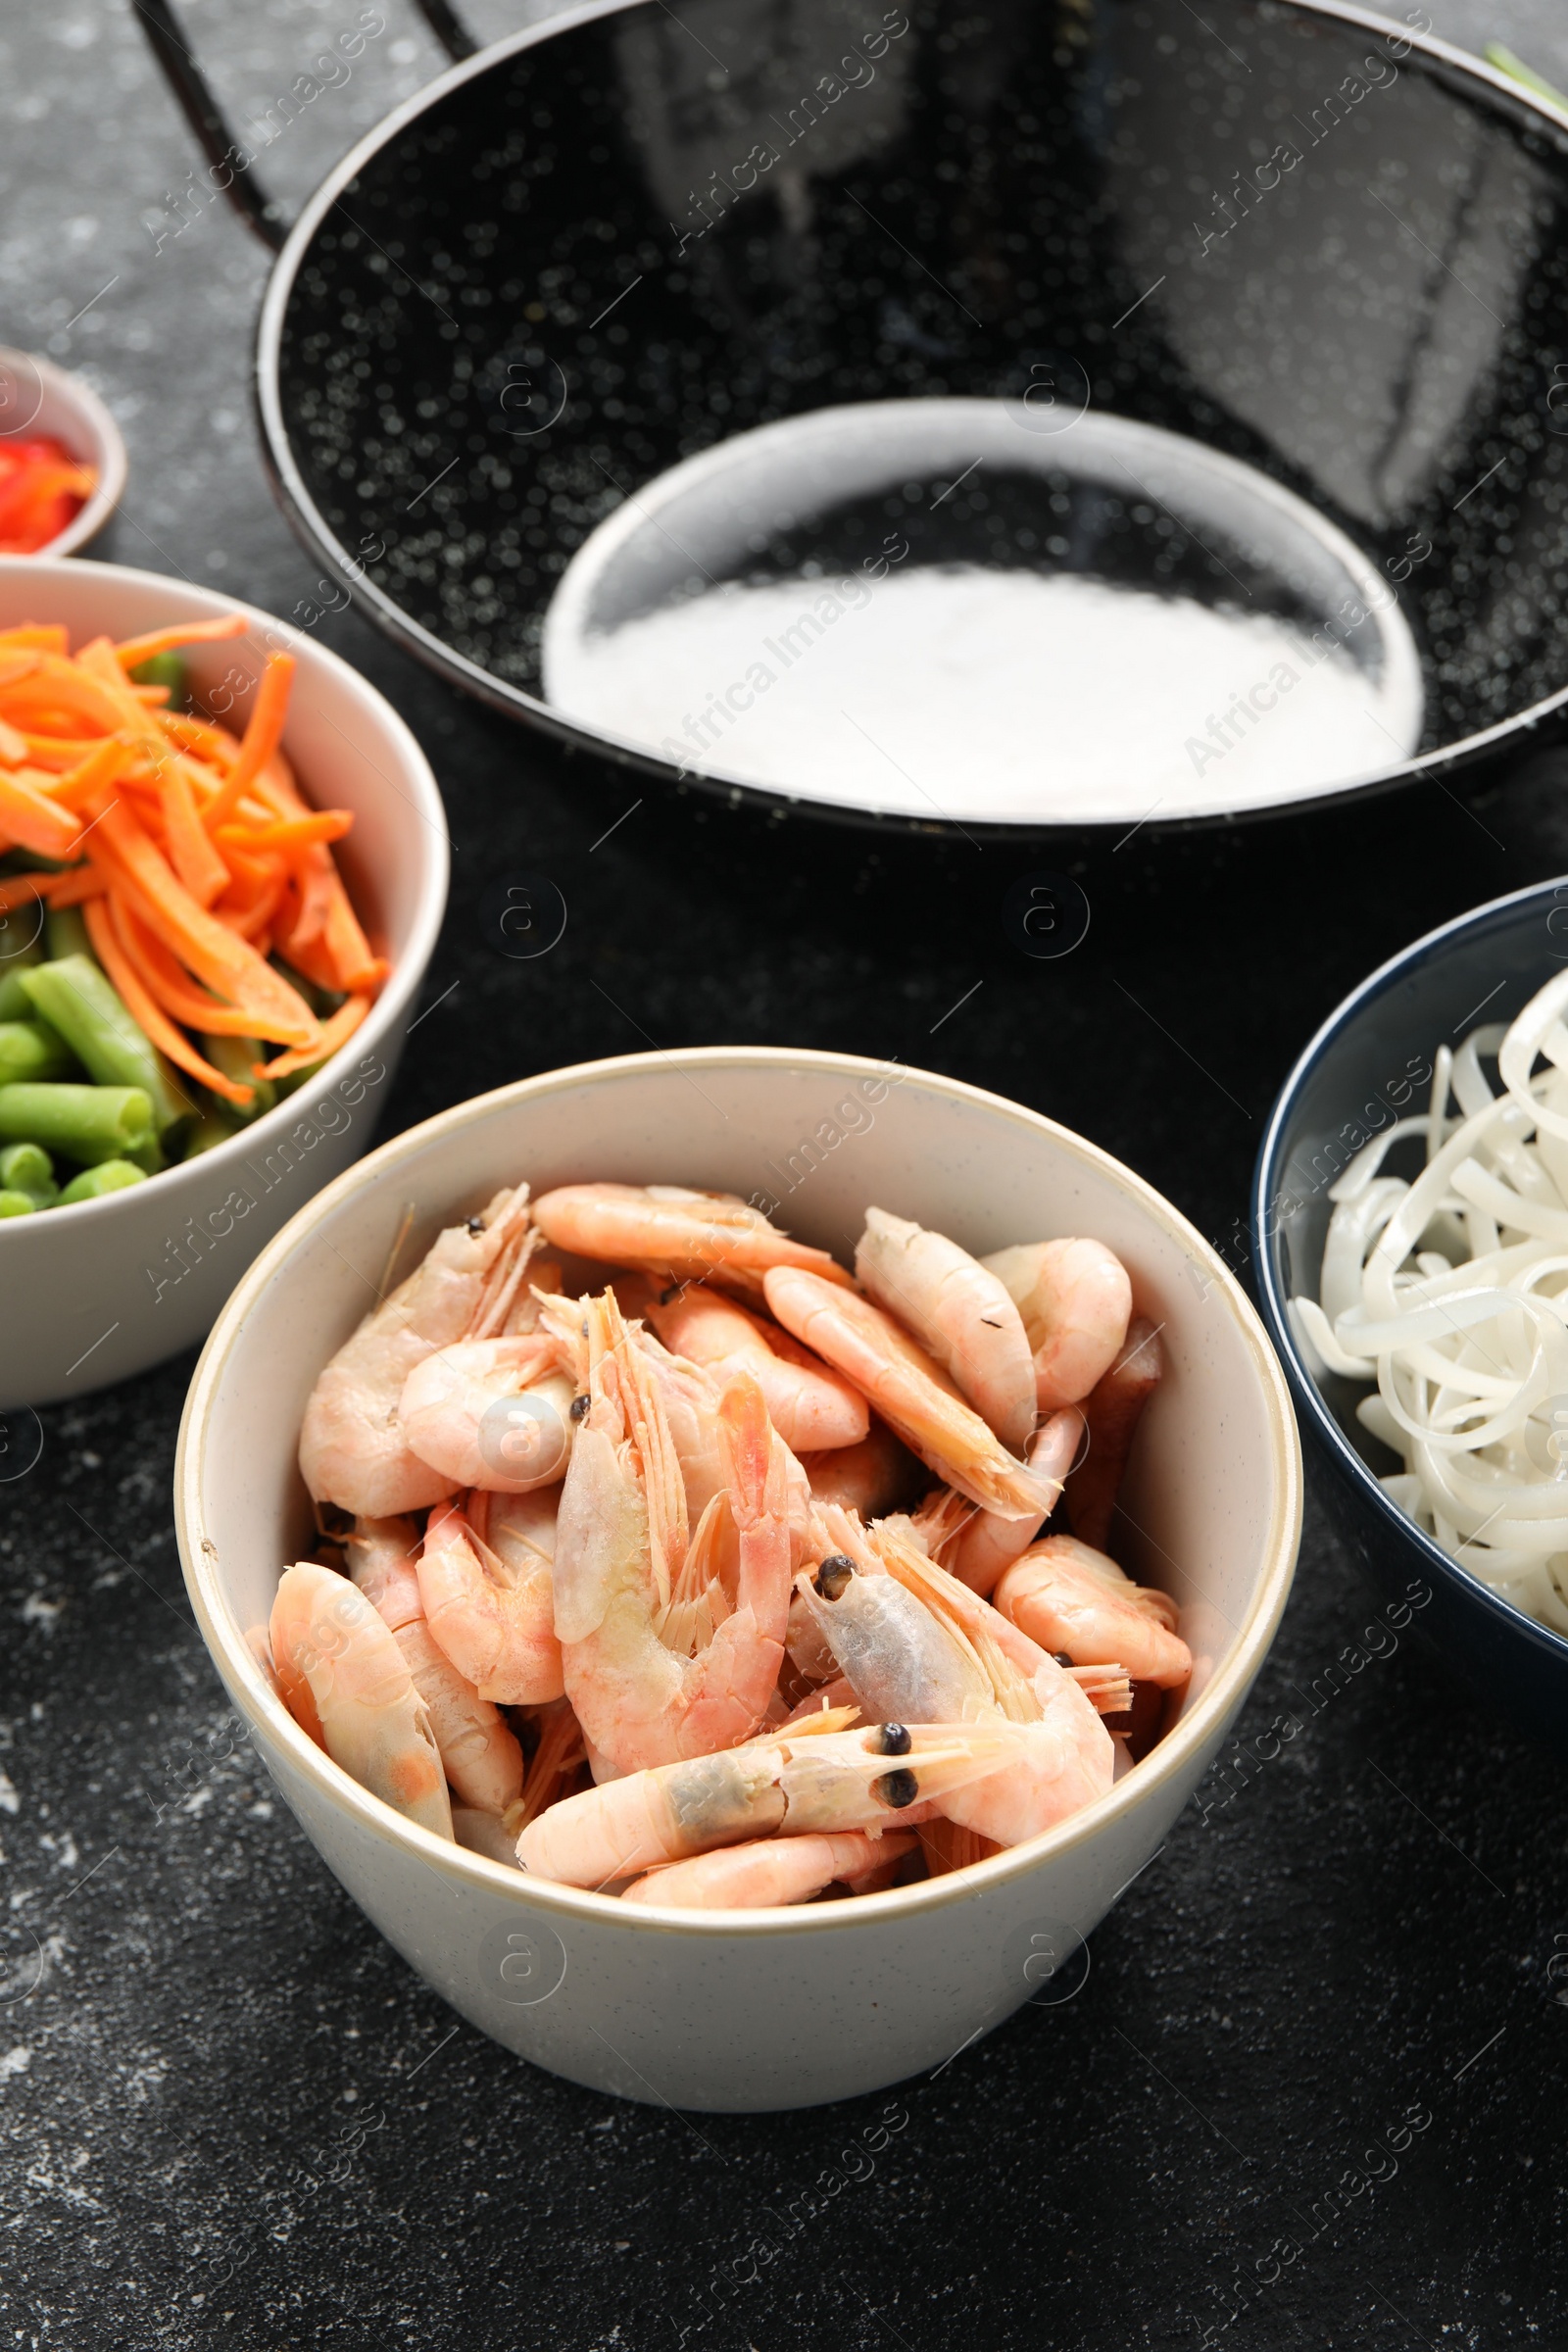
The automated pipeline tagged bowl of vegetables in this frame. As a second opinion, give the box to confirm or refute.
[175,1049,1301,2110]
[1253,878,1568,1755]
[0,555,447,1408]
[0,349,125,558]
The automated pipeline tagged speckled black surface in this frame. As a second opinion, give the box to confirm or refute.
[5,4,1568,2347]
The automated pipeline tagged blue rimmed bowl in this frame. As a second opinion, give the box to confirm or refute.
[1252,875,1568,1754]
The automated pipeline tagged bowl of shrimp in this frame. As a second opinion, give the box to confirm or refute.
[176,1049,1300,2111]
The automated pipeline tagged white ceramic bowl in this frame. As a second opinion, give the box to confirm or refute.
[0,350,127,557]
[175,1049,1301,2112]
[0,556,448,1407]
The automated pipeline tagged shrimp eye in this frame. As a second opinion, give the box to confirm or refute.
[871,1722,911,1755]
[872,1768,919,1810]
[466,1215,485,1236]
[569,1394,590,1422]
[1052,1651,1074,1669]
[813,1554,855,1600]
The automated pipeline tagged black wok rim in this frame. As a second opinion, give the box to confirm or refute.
[254,0,1568,841]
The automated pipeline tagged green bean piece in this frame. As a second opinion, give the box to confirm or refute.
[0,1188,36,1217]
[0,1142,56,1207]
[0,1140,52,1189]
[0,1020,74,1088]
[128,650,187,704]
[58,1158,148,1205]
[183,1104,239,1158]
[0,1083,153,1166]
[20,956,191,1136]
[0,937,43,1019]
[44,905,94,963]
[198,1033,274,1125]
[124,1130,166,1176]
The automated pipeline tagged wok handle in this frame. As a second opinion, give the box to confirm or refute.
[136,0,287,252]
[134,0,480,255]
[413,0,480,61]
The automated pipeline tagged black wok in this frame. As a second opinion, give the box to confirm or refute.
[145,0,1568,839]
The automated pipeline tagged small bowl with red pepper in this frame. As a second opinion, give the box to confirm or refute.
[0,348,126,559]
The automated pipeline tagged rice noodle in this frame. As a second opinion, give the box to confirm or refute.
[1295,966,1568,1636]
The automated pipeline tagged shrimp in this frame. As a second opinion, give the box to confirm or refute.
[347,1516,522,1814]
[531,1183,854,1298]
[995,1535,1191,1688]
[299,1186,538,1517]
[801,1517,1115,1844]
[1065,1317,1164,1551]
[621,1829,915,1908]
[416,1491,564,1705]
[911,1408,1085,1596]
[640,1283,868,1452]
[554,1296,792,1770]
[398,1335,576,1494]
[798,1416,926,1519]
[856,1207,1036,1451]
[514,1720,1023,1886]
[796,1550,993,1724]
[269,1561,453,1838]
[981,1238,1133,1413]
[762,1267,1054,1521]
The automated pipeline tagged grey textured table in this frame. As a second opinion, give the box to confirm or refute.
[3,4,1568,2346]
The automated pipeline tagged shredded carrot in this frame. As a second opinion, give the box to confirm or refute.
[84,898,253,1109]
[0,871,49,913]
[0,864,104,912]
[108,896,285,1040]
[46,863,108,907]
[0,767,85,860]
[217,809,352,855]
[0,625,67,653]
[161,765,231,908]
[87,802,319,1048]
[201,656,295,832]
[75,638,168,758]
[0,613,385,1123]
[156,711,235,763]
[259,993,370,1079]
[113,612,250,671]
[47,736,133,811]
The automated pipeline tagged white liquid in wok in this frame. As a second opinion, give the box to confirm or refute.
[547,564,1414,822]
